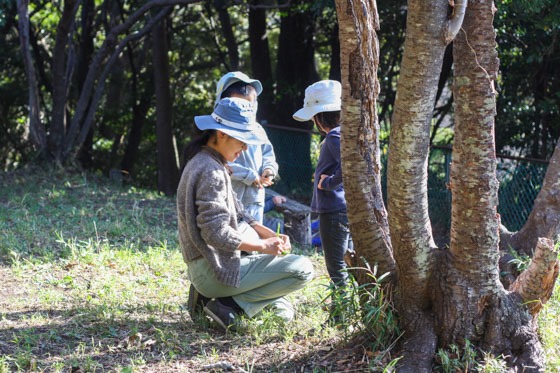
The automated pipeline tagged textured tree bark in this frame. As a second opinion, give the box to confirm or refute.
[387,0,449,370]
[335,0,557,370]
[443,0,501,343]
[335,0,395,285]
[437,0,548,370]
[510,237,558,316]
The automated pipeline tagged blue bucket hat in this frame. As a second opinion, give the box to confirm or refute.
[215,71,263,107]
[195,97,270,145]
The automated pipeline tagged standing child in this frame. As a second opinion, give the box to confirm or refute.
[293,80,353,323]
[215,71,279,224]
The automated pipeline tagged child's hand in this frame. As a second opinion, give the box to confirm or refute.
[317,174,328,190]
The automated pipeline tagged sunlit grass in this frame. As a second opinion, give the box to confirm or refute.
[2,166,557,372]
[539,279,560,372]
[0,166,398,372]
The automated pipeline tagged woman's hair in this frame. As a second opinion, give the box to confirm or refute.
[180,129,216,171]
[221,81,257,99]
[315,111,341,131]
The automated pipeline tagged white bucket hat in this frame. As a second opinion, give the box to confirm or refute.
[293,80,342,122]
[195,97,270,145]
[215,71,263,107]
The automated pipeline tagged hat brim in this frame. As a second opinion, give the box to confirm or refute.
[194,115,270,145]
[293,103,341,122]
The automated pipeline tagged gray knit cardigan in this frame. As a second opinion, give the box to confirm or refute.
[177,147,255,287]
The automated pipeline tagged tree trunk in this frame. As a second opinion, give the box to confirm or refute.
[335,0,395,285]
[214,0,239,70]
[248,1,274,123]
[121,62,153,175]
[16,0,47,155]
[152,16,179,196]
[329,24,341,82]
[275,0,319,126]
[443,0,501,346]
[272,0,319,198]
[75,0,96,169]
[435,1,551,371]
[387,0,450,369]
[62,0,197,163]
[50,0,78,160]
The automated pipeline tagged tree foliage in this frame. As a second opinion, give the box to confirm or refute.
[495,0,560,159]
[0,0,557,188]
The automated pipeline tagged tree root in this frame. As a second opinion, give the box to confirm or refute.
[395,310,437,373]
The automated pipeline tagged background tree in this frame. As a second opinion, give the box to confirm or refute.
[4,0,558,189]
[0,0,29,168]
[152,15,180,196]
[495,0,560,160]
[248,0,274,122]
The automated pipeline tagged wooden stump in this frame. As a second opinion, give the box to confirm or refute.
[266,189,312,248]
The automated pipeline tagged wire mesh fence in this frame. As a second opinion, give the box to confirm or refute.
[267,126,549,233]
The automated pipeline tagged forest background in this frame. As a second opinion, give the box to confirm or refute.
[0,0,558,200]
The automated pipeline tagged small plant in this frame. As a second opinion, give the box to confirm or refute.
[433,340,505,372]
[435,344,463,372]
[382,356,402,372]
[508,248,532,272]
[14,351,35,371]
[477,351,508,372]
[0,356,11,373]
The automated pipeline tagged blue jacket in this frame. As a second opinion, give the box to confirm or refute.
[311,126,346,213]
[229,143,278,207]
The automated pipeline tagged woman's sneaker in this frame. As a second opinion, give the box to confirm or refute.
[204,299,239,331]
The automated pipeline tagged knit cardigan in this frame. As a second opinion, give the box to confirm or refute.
[177,147,254,287]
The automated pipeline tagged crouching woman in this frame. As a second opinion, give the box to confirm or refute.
[177,97,314,331]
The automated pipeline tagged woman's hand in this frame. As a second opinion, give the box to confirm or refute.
[259,234,291,256]
[278,233,291,255]
[249,222,291,255]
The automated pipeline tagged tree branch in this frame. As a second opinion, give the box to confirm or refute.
[510,237,559,316]
[63,0,201,161]
[444,0,467,44]
[500,139,560,256]
[73,6,174,156]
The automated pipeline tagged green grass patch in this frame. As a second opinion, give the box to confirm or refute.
[2,166,558,372]
[0,166,398,372]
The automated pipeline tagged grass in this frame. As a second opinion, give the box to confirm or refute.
[1,166,559,372]
[0,166,398,372]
